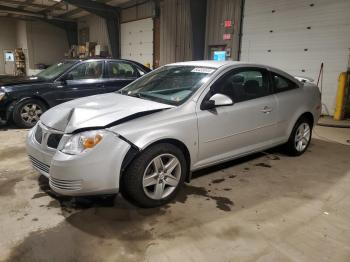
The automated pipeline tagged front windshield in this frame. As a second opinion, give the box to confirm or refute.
[36,61,78,80]
[120,66,216,105]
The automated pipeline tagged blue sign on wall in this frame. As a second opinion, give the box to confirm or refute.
[213,51,226,61]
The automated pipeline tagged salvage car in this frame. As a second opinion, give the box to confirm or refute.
[26,61,321,207]
[0,59,150,128]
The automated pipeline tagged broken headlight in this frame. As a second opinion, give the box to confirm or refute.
[61,130,107,155]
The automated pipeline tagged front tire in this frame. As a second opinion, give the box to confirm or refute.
[122,143,187,208]
[285,117,312,156]
[12,98,47,128]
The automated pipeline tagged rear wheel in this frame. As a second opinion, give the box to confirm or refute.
[285,117,312,156]
[122,143,186,207]
[12,98,47,128]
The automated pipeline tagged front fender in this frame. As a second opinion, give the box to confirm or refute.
[113,115,199,169]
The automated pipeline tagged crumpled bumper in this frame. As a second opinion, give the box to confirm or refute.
[26,126,131,196]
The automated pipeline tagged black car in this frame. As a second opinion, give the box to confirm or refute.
[0,59,151,128]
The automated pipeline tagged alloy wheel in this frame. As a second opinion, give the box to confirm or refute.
[142,153,181,200]
[20,103,43,125]
[294,122,311,152]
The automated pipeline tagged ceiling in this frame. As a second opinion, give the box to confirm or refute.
[0,0,133,21]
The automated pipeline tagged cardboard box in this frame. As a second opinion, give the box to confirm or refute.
[95,45,108,56]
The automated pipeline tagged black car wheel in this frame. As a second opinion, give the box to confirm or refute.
[13,98,47,128]
[122,143,187,208]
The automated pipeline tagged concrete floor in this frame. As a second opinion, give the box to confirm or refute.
[0,125,350,262]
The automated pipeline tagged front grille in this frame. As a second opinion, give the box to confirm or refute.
[47,134,63,149]
[29,156,50,174]
[34,125,43,144]
[49,177,82,191]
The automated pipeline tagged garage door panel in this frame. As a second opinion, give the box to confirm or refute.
[244,0,349,19]
[121,18,153,66]
[121,32,153,44]
[121,33,153,44]
[244,12,350,34]
[242,27,350,47]
[121,43,153,54]
[241,0,350,115]
[244,0,349,14]
[241,51,347,74]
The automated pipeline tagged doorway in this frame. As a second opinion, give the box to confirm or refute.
[4,50,15,75]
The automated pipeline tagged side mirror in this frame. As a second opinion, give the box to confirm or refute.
[201,93,233,110]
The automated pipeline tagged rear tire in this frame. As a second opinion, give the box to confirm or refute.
[285,116,312,156]
[122,143,187,208]
[12,98,47,128]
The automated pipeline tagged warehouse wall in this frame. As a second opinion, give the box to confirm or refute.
[26,21,68,70]
[0,19,68,76]
[205,0,243,60]
[121,0,154,23]
[0,18,17,75]
[241,0,350,115]
[16,21,28,50]
[160,0,192,65]
[16,20,30,75]
[78,14,111,53]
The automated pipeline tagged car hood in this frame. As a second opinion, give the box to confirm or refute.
[40,93,174,133]
[0,76,48,87]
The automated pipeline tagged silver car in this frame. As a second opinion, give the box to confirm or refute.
[26,61,321,207]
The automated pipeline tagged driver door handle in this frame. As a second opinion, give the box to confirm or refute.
[260,106,272,114]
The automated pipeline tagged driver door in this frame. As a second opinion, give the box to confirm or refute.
[52,61,105,105]
[195,67,278,168]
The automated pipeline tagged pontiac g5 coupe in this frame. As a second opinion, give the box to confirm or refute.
[26,61,321,207]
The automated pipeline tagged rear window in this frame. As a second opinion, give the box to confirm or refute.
[272,73,298,93]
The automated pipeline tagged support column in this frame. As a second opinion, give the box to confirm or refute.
[189,0,207,60]
[46,20,78,47]
[62,0,120,58]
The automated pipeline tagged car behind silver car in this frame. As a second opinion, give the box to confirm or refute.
[26,61,321,207]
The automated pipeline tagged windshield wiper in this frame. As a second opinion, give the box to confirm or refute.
[117,89,127,95]
[128,93,144,99]
[117,90,144,99]
[118,91,170,104]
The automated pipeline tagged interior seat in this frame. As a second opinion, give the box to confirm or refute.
[244,80,260,98]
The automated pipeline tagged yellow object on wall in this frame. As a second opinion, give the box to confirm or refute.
[334,72,348,120]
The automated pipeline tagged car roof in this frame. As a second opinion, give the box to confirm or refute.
[63,58,151,72]
[166,60,232,68]
[166,60,300,85]
[166,60,268,69]
[65,58,135,62]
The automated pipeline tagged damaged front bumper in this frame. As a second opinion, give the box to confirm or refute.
[26,123,131,196]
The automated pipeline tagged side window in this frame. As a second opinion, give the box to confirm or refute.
[137,68,146,76]
[272,73,298,93]
[211,68,269,103]
[107,62,138,78]
[68,61,103,80]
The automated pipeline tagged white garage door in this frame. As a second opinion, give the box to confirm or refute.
[121,18,153,67]
[241,0,350,115]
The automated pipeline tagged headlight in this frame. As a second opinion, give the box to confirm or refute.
[0,91,5,101]
[61,130,107,155]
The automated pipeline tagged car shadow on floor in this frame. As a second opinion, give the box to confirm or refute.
[35,144,285,213]
[0,123,27,131]
[7,139,350,262]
